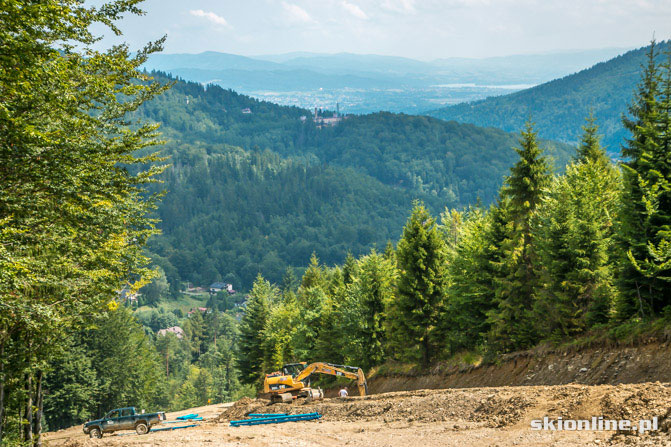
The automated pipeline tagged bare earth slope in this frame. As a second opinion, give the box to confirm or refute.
[46,383,671,447]
[368,342,671,394]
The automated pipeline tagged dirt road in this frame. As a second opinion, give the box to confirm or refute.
[45,383,671,446]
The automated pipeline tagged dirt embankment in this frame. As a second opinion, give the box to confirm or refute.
[221,383,671,428]
[367,342,671,394]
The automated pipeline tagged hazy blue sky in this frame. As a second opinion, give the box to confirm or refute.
[95,0,671,59]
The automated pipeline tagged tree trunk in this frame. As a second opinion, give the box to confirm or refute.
[422,334,429,367]
[23,373,33,443]
[33,370,43,447]
[0,341,5,444]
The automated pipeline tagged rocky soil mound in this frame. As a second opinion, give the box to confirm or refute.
[218,382,671,438]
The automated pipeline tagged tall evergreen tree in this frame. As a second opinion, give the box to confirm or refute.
[237,274,275,385]
[576,113,611,164]
[393,202,449,365]
[347,250,397,369]
[533,122,621,337]
[342,251,358,285]
[314,268,347,364]
[616,40,671,317]
[442,207,497,353]
[487,123,551,352]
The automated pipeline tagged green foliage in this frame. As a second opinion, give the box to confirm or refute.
[83,306,165,416]
[172,365,213,410]
[198,340,240,404]
[344,251,397,369]
[140,266,170,306]
[616,40,671,318]
[487,123,551,352]
[262,293,300,370]
[533,132,621,338]
[146,145,433,289]
[42,341,98,431]
[393,202,449,365]
[0,0,167,442]
[291,256,329,361]
[237,275,276,385]
[442,207,495,353]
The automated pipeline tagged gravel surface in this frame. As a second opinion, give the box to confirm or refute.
[45,383,671,446]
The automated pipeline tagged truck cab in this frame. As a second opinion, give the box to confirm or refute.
[99,407,137,432]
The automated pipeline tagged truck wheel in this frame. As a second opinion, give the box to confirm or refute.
[89,427,102,438]
[135,422,149,435]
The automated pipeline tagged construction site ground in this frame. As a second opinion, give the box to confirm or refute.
[45,382,671,446]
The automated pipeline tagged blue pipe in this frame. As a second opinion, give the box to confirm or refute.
[230,413,322,427]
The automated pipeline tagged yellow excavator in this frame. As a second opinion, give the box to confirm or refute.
[262,362,367,403]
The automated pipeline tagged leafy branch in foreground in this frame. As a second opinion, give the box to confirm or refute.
[0,0,169,444]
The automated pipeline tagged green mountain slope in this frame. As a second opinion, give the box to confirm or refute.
[148,146,440,289]
[427,41,670,152]
[138,74,575,290]
[141,73,573,206]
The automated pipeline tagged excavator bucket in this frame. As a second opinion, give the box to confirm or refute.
[304,388,324,402]
[270,392,294,404]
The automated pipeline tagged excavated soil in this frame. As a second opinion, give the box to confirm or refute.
[46,382,671,446]
[367,342,671,394]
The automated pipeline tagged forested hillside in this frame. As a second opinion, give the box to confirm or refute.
[427,40,671,152]
[148,146,439,289]
[237,44,671,386]
[138,74,573,289]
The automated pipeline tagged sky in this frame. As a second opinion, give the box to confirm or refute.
[93,0,671,60]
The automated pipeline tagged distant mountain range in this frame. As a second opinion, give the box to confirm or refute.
[427,41,671,153]
[142,48,629,114]
[145,48,629,84]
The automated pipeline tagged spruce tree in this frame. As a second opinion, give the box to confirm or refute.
[346,250,397,369]
[292,254,328,360]
[533,121,621,337]
[616,40,671,317]
[383,241,396,264]
[342,251,357,285]
[237,274,274,385]
[442,206,497,353]
[314,268,346,364]
[394,202,449,365]
[576,113,611,165]
[487,123,550,352]
[280,267,298,294]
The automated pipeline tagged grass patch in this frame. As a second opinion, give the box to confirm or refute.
[135,292,210,315]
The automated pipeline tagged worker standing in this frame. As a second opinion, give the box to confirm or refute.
[339,386,349,398]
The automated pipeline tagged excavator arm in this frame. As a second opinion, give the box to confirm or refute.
[295,362,368,396]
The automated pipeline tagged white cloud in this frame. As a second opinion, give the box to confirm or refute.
[380,0,416,13]
[342,1,369,19]
[189,9,230,27]
[281,2,316,23]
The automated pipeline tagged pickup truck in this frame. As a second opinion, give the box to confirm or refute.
[83,407,165,438]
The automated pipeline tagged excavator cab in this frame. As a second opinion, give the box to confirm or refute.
[281,362,307,377]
